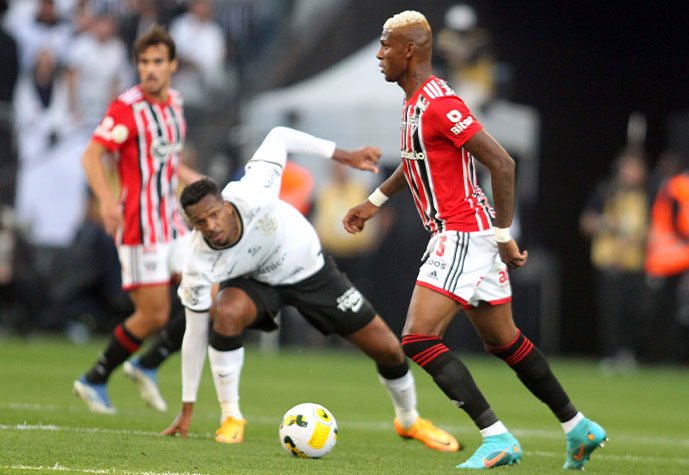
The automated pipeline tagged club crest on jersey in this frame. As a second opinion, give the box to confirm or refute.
[257,216,277,234]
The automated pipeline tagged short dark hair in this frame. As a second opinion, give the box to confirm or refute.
[181,178,223,210]
[132,25,176,61]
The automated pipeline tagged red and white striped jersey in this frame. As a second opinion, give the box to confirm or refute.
[400,75,494,234]
[92,85,187,246]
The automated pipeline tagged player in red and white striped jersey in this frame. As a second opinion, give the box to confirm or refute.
[344,10,605,470]
[73,26,202,415]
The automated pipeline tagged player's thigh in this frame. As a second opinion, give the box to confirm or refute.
[128,283,171,331]
[283,255,375,336]
[403,284,462,337]
[215,277,282,334]
[464,301,518,347]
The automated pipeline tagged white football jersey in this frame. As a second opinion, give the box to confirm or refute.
[179,127,336,311]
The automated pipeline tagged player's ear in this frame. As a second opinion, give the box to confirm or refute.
[170,58,178,73]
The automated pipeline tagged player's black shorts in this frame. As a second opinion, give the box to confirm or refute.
[218,255,376,336]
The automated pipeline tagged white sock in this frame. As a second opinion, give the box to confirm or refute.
[561,412,584,434]
[480,421,508,438]
[208,346,244,423]
[378,371,419,428]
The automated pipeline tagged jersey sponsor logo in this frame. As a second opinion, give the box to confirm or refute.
[425,258,447,270]
[401,150,425,160]
[446,109,474,135]
[95,116,129,143]
[336,287,364,312]
[264,168,280,188]
[184,285,205,306]
[287,265,304,278]
[256,253,286,275]
[150,136,181,161]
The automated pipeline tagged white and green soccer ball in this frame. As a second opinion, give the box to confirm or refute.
[279,402,338,458]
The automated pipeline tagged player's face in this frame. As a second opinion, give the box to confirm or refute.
[137,44,177,97]
[377,29,407,83]
[185,195,236,249]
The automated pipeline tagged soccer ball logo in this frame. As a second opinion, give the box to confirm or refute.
[279,403,338,458]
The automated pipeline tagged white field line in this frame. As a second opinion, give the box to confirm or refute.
[0,463,203,475]
[3,401,689,457]
[3,423,689,468]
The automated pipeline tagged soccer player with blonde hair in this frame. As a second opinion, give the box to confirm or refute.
[344,10,606,470]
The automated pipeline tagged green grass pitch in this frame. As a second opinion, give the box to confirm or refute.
[1,336,688,474]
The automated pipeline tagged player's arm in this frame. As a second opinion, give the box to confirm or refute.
[178,162,204,185]
[463,129,527,268]
[343,163,407,234]
[162,305,210,437]
[81,139,121,238]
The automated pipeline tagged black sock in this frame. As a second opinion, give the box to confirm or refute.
[488,330,577,422]
[137,300,186,369]
[85,324,142,384]
[209,328,243,351]
[402,334,498,430]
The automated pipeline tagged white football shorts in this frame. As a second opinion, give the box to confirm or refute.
[118,232,192,290]
[416,229,512,309]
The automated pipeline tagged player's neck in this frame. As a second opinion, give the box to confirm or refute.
[401,69,432,101]
[141,85,169,104]
[228,206,242,246]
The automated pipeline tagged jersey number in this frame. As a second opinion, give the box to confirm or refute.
[436,236,448,257]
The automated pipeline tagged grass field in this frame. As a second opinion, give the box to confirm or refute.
[1,336,688,474]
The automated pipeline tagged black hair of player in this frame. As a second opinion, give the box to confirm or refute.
[180,178,223,210]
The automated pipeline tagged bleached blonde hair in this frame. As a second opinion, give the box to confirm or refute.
[383,10,430,30]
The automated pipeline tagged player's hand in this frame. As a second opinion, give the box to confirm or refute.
[100,199,122,239]
[343,200,379,234]
[336,146,381,173]
[161,404,194,438]
[497,240,528,269]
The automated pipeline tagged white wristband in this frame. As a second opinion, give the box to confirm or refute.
[367,188,389,207]
[494,226,511,243]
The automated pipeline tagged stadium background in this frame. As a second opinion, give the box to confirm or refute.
[2,0,689,357]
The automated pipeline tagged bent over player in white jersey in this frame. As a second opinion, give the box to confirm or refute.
[160,127,459,451]
[343,10,606,471]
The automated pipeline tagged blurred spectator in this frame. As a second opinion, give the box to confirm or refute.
[312,162,379,259]
[169,0,226,106]
[5,0,72,73]
[119,0,163,53]
[0,0,19,206]
[13,49,86,248]
[645,155,689,363]
[648,149,685,202]
[65,12,130,133]
[279,160,314,217]
[435,3,503,111]
[580,148,649,370]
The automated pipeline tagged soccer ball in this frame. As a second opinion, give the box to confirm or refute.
[278,403,338,458]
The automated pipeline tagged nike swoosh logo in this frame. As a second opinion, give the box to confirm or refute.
[484,449,508,468]
[218,372,232,378]
[573,443,585,460]
[429,437,451,446]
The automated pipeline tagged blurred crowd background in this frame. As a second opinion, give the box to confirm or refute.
[1,0,689,369]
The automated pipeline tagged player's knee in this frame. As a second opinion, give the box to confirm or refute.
[212,299,251,334]
[136,304,170,330]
